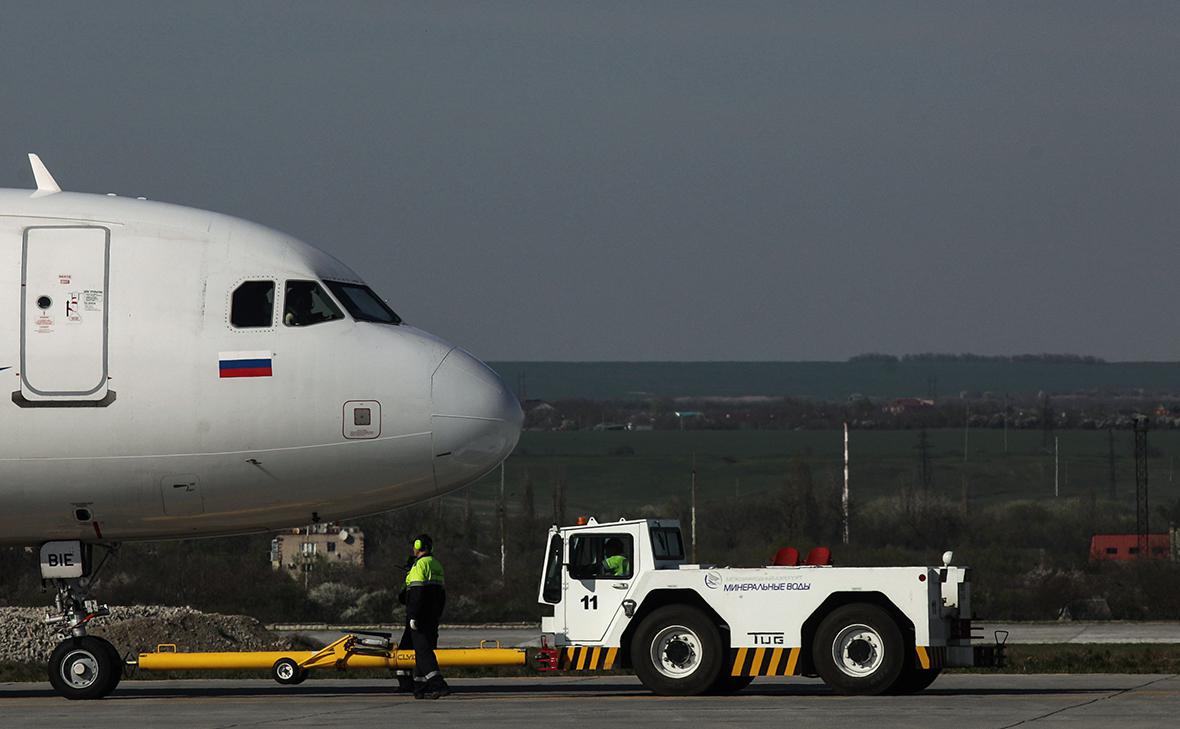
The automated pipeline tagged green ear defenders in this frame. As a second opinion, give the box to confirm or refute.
[413,534,433,552]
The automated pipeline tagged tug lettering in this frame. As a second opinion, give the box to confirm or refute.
[723,582,811,592]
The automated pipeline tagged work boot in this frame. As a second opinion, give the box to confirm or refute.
[415,676,450,700]
[393,671,415,693]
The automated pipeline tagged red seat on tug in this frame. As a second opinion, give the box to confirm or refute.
[804,547,831,566]
[772,547,799,566]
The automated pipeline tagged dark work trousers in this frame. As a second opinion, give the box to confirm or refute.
[399,621,441,682]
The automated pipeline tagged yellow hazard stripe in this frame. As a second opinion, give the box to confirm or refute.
[561,646,619,671]
[750,648,765,675]
[916,646,931,670]
[731,646,801,676]
[766,647,783,675]
[731,647,748,676]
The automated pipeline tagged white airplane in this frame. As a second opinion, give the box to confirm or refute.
[1,154,523,698]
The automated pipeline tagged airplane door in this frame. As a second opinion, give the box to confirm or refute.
[20,227,110,403]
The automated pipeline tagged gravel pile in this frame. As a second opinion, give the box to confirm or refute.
[0,605,293,663]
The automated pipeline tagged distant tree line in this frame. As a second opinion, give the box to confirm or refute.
[527,393,1180,432]
[848,353,1107,364]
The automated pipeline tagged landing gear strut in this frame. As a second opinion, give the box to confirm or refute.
[40,541,123,700]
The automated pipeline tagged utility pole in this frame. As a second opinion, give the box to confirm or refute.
[916,428,933,491]
[1054,436,1060,498]
[499,462,506,578]
[842,423,850,545]
[963,405,970,463]
[1003,394,1009,455]
[690,453,698,563]
[1108,428,1117,500]
[1040,393,1054,451]
[1134,417,1150,559]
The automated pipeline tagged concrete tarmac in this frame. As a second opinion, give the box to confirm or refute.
[2,674,1178,729]
[283,621,1180,649]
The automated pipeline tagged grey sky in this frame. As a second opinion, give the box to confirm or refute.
[3,2,1179,361]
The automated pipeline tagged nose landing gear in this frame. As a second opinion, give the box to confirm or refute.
[40,541,124,699]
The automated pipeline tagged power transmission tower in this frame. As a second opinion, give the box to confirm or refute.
[1134,417,1150,558]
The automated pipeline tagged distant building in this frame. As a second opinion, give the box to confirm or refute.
[1089,533,1173,562]
[271,523,364,575]
[884,398,935,416]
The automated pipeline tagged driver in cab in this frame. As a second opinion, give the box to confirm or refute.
[602,538,630,577]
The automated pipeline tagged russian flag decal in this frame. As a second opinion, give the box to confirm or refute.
[219,351,273,378]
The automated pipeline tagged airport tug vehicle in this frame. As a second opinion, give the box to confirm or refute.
[538,518,1003,696]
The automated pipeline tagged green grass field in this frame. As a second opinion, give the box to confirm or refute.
[473,429,1180,520]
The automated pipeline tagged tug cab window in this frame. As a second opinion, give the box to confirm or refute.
[283,280,344,327]
[325,281,402,324]
[568,534,633,580]
[230,281,275,328]
[650,527,685,561]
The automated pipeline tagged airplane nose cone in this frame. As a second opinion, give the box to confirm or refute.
[431,349,523,490]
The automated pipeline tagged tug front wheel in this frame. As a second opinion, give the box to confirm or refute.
[47,636,122,700]
[631,604,723,696]
[272,657,308,685]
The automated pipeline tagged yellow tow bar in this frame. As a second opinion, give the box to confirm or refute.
[136,633,527,683]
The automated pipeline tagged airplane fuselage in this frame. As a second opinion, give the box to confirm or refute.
[0,188,521,544]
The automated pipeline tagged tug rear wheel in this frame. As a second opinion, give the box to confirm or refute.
[812,603,904,696]
[47,636,121,700]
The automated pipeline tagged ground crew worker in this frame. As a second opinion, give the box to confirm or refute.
[396,534,448,699]
[603,537,630,577]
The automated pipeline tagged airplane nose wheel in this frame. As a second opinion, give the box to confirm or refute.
[48,636,122,700]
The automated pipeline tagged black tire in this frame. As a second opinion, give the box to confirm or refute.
[811,603,904,696]
[707,673,755,694]
[97,639,123,695]
[630,604,723,696]
[890,666,942,694]
[272,657,308,685]
[47,637,121,700]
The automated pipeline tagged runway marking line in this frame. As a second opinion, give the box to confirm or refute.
[995,674,1180,729]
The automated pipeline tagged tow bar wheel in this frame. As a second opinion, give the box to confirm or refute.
[813,603,903,696]
[272,657,308,685]
[47,636,121,700]
[631,604,723,696]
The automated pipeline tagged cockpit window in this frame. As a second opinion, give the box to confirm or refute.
[230,280,275,328]
[325,281,402,325]
[283,280,344,327]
